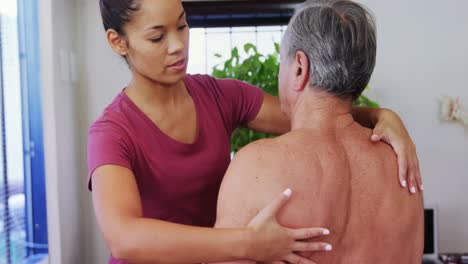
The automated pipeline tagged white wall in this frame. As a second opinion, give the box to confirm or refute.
[75,0,468,263]
[360,0,468,252]
[75,0,131,263]
[39,0,83,263]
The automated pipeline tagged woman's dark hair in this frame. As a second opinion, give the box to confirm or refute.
[99,0,142,35]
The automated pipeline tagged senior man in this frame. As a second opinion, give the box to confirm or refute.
[215,0,424,263]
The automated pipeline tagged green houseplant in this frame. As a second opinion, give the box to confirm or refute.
[212,43,379,152]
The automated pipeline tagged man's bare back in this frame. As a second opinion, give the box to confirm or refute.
[216,1,423,263]
[215,115,424,263]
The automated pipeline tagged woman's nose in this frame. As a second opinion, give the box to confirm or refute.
[168,34,184,55]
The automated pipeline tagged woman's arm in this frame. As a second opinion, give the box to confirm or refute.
[247,93,290,135]
[353,107,423,194]
[247,93,422,194]
[92,165,329,264]
[350,106,386,129]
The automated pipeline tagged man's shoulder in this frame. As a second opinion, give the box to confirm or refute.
[233,138,284,166]
[216,138,285,228]
[222,138,283,188]
[222,137,295,197]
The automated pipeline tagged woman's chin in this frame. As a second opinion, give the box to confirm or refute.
[153,72,187,86]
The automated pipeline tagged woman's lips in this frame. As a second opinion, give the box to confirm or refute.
[167,59,186,72]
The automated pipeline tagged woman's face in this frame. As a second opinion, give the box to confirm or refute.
[123,0,189,85]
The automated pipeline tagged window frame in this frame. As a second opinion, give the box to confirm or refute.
[17,0,48,256]
[183,0,304,28]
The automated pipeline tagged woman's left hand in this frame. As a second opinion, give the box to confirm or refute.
[370,109,423,194]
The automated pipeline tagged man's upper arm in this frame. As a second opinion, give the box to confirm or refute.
[214,146,261,264]
[215,146,260,228]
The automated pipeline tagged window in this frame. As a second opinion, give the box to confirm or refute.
[188,26,287,74]
[184,0,303,74]
[0,0,48,263]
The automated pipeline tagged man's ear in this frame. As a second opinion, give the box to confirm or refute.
[106,29,128,57]
[292,50,310,92]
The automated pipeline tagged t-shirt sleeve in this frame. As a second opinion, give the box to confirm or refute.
[87,119,133,191]
[213,77,264,133]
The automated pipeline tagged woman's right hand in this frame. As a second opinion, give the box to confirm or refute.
[246,188,332,264]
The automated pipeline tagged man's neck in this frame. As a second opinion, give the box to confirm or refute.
[290,88,354,131]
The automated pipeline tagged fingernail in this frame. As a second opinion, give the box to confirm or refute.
[371,134,379,141]
[410,186,416,194]
[323,229,330,235]
[420,185,424,191]
[401,180,407,188]
[325,244,333,251]
[283,188,292,197]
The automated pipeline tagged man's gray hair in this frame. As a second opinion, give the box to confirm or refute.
[284,0,377,100]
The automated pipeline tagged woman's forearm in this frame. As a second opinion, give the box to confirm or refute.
[351,106,388,128]
[111,217,250,264]
[248,93,290,135]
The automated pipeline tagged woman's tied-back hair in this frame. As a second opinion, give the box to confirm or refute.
[99,0,142,35]
[284,0,377,100]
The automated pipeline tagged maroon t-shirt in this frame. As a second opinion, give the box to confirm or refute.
[87,74,263,264]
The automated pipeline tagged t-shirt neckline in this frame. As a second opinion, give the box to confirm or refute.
[120,76,201,148]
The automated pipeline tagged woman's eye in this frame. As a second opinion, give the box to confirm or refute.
[178,24,188,31]
[150,36,163,43]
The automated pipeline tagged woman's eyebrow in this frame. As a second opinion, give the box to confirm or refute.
[144,11,186,31]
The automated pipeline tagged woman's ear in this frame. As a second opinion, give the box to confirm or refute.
[106,29,128,57]
[292,50,310,92]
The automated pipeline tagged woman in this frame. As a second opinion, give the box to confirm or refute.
[89,0,422,263]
